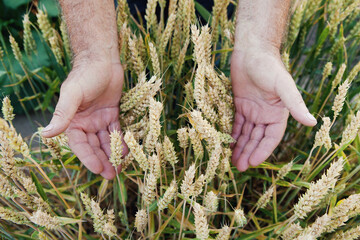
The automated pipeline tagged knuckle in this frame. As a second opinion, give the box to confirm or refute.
[53,107,70,122]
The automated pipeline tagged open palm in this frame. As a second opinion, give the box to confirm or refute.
[230,50,317,171]
[42,61,127,179]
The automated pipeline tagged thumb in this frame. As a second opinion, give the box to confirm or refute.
[276,70,317,127]
[42,83,82,138]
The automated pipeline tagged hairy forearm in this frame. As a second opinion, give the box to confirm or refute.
[59,0,119,63]
[234,0,291,52]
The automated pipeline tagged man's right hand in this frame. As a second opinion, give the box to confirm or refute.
[42,60,128,180]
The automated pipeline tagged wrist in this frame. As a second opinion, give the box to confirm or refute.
[234,32,281,55]
[73,43,120,66]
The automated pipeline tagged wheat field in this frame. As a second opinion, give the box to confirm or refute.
[0,0,360,239]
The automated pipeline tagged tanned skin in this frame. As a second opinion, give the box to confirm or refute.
[230,0,317,171]
[42,0,128,179]
[43,0,316,179]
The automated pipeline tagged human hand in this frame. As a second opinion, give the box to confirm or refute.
[230,48,317,171]
[42,60,128,179]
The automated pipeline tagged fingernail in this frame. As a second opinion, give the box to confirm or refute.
[306,113,317,122]
[43,124,53,132]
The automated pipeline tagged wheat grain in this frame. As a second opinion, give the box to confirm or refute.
[332,63,346,89]
[234,208,247,227]
[205,142,222,182]
[158,180,177,211]
[42,136,62,159]
[340,111,360,145]
[204,191,218,213]
[149,42,161,76]
[218,148,231,178]
[329,35,345,56]
[332,79,350,119]
[160,12,176,54]
[145,98,163,153]
[339,0,360,21]
[0,207,28,225]
[156,142,166,167]
[135,209,147,232]
[281,223,302,239]
[216,225,231,240]
[347,60,360,83]
[314,117,332,150]
[277,161,293,180]
[143,171,157,205]
[192,174,205,197]
[322,62,333,80]
[189,110,220,148]
[175,37,190,76]
[23,14,36,56]
[149,154,161,179]
[30,210,60,230]
[145,0,158,30]
[49,33,63,65]
[194,65,218,124]
[0,120,30,158]
[325,194,360,233]
[124,131,149,170]
[295,214,331,239]
[9,36,23,65]
[257,185,275,209]
[109,130,124,167]
[36,10,54,41]
[128,36,144,75]
[304,0,322,22]
[294,158,344,219]
[121,152,134,171]
[288,0,307,45]
[80,193,116,237]
[180,164,196,199]
[60,20,71,58]
[163,136,178,167]
[120,76,159,112]
[185,81,195,104]
[332,225,360,240]
[177,127,189,150]
[2,97,15,122]
[193,202,209,240]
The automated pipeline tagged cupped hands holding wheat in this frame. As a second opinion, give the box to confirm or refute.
[42,60,128,179]
[230,48,317,171]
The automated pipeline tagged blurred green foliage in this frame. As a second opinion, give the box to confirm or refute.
[0,0,60,115]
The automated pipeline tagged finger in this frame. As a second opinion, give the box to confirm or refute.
[66,129,103,174]
[42,82,82,138]
[231,121,254,166]
[87,133,116,179]
[231,111,245,148]
[275,70,317,127]
[235,124,265,172]
[98,130,112,158]
[248,121,287,167]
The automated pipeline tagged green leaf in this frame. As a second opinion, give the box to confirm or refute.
[237,223,281,240]
[0,70,7,78]
[38,0,60,17]
[30,171,49,203]
[47,172,57,180]
[63,155,77,165]
[3,0,31,9]
[76,176,103,192]
[42,78,59,111]
[117,174,128,204]
[194,1,212,24]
